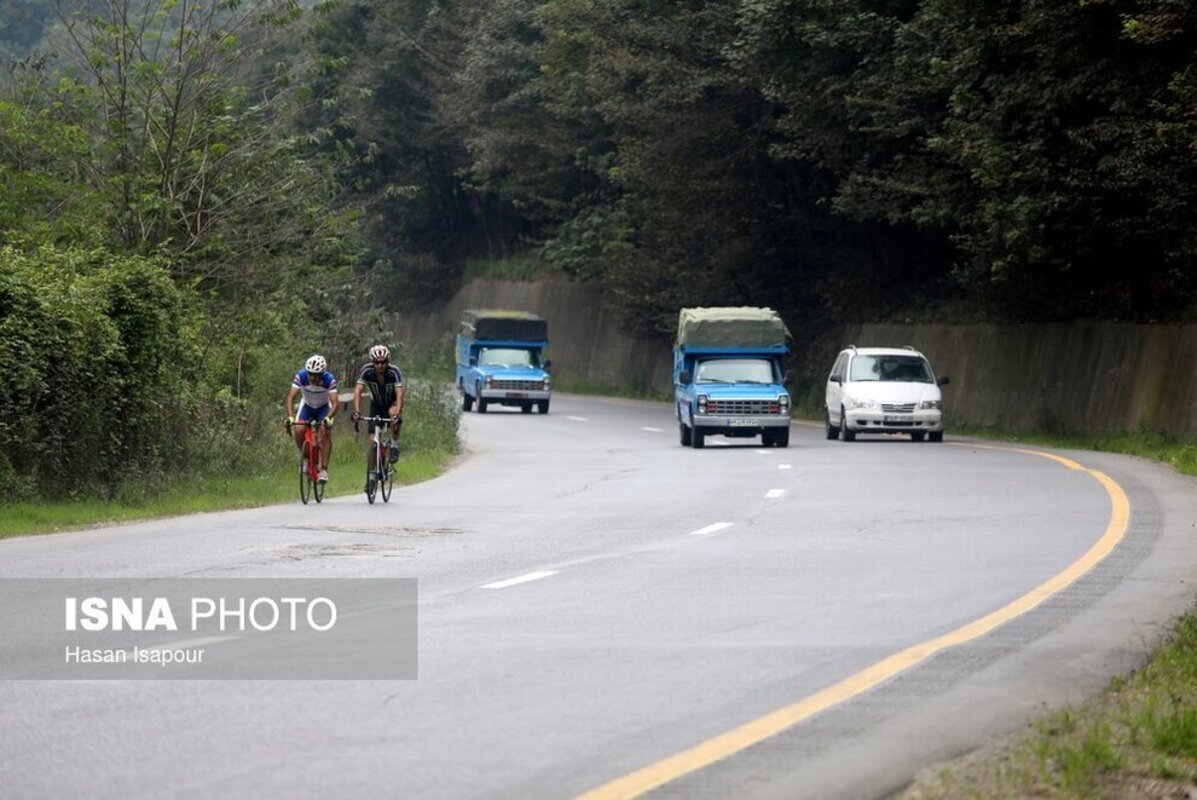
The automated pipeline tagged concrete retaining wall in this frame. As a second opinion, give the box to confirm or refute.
[395,280,1197,436]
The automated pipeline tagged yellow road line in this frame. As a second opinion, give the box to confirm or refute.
[578,444,1131,799]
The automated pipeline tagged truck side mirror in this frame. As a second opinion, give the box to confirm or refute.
[678,370,691,385]
[543,359,552,371]
[469,357,477,367]
[783,369,794,385]
[937,375,950,386]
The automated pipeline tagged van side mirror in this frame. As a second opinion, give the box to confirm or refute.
[679,370,691,385]
[829,375,842,385]
[937,376,950,386]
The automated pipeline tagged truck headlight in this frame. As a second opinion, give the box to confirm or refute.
[543,377,551,390]
[847,397,876,410]
[697,394,709,414]
[778,395,790,411]
[919,400,942,410]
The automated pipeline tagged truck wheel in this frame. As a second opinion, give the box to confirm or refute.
[774,427,790,448]
[679,422,692,447]
[476,383,488,413]
[520,402,532,413]
[537,399,550,414]
[824,410,839,440]
[461,384,473,412]
[690,428,706,449]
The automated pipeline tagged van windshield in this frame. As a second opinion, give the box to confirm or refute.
[479,348,538,368]
[696,359,775,384]
[849,355,933,383]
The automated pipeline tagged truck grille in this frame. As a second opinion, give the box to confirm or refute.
[881,403,916,414]
[492,379,543,391]
[706,399,780,415]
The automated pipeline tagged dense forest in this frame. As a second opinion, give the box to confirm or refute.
[1,0,1194,497]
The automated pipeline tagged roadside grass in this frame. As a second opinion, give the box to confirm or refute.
[901,614,1197,799]
[0,382,460,540]
[948,424,1197,477]
[0,444,456,540]
[552,377,671,402]
[460,253,561,283]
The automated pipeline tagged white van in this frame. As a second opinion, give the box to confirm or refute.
[824,346,949,442]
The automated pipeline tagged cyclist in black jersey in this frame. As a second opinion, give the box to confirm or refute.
[351,344,405,466]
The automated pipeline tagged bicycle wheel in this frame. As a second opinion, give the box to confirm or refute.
[311,435,325,504]
[299,442,311,505]
[381,464,395,502]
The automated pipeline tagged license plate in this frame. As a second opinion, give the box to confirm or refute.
[727,419,757,427]
[882,416,907,424]
[506,392,527,398]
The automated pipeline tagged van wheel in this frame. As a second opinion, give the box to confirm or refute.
[825,410,839,440]
[911,431,925,442]
[929,431,944,442]
[841,407,856,442]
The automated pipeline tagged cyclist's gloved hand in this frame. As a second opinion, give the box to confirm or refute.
[323,417,333,428]
[351,411,361,422]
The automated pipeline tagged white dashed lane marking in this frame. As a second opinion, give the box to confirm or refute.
[689,523,734,536]
[481,571,559,590]
[765,489,785,499]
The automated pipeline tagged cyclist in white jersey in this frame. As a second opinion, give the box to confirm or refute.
[285,354,339,482]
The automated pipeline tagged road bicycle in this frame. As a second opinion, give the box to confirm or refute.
[355,416,398,504]
[287,419,329,504]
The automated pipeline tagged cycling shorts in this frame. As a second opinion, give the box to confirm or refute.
[296,402,333,424]
[366,402,400,434]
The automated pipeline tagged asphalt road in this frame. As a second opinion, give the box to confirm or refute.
[2,393,1196,799]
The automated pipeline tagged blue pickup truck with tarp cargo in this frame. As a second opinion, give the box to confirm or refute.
[456,309,552,414]
[674,307,792,448]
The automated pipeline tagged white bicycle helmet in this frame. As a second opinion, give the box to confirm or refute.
[369,344,390,361]
[305,354,327,373]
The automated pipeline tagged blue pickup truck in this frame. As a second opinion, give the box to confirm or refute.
[456,309,552,414]
[674,307,792,448]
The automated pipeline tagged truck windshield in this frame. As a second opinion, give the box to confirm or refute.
[478,348,538,368]
[848,355,933,383]
[695,359,775,384]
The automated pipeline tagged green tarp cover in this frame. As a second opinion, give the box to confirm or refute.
[460,309,547,341]
[676,307,789,348]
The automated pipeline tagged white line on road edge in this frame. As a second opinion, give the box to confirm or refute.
[689,522,734,536]
[754,449,771,455]
[641,427,664,432]
[481,571,559,590]
[568,416,589,422]
[765,489,785,499]
[778,464,793,470]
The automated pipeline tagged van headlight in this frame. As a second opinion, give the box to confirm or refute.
[919,400,942,410]
[847,397,876,410]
